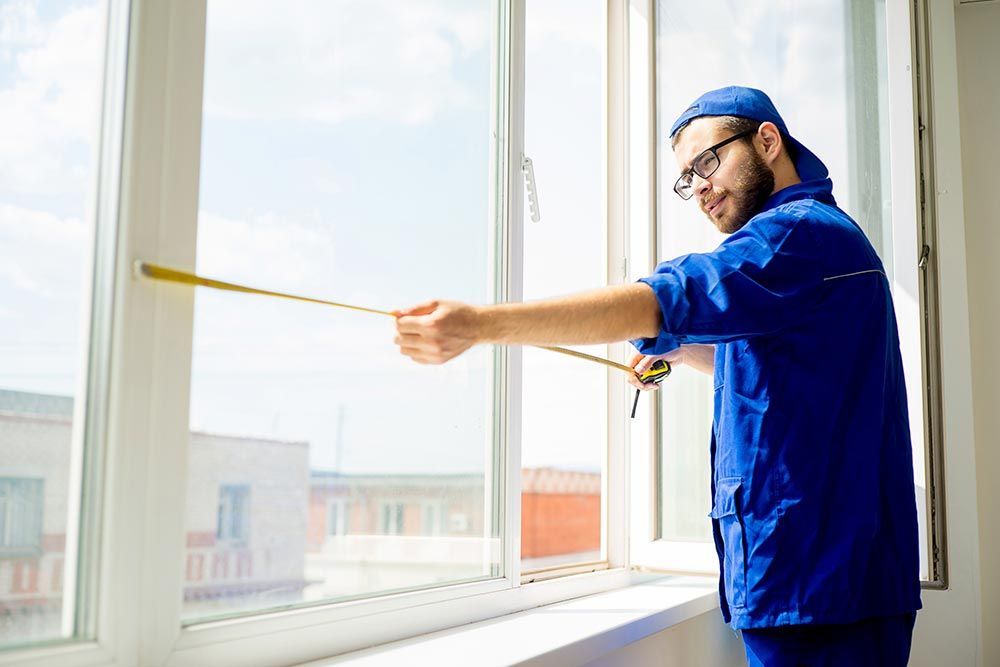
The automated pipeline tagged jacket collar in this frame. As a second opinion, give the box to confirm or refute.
[759,178,836,214]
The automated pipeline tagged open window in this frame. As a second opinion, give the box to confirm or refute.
[628,0,943,587]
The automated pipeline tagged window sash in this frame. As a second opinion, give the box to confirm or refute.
[628,0,946,587]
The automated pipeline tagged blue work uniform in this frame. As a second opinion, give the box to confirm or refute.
[630,177,923,634]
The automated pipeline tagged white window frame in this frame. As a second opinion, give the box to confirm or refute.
[517,0,623,587]
[624,0,720,575]
[626,0,948,588]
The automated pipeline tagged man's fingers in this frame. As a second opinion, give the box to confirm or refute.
[396,315,433,334]
[397,345,436,364]
[626,374,660,391]
[629,352,654,373]
[394,333,423,347]
[393,300,440,319]
[396,337,473,365]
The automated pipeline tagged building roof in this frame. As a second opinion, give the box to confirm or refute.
[0,388,74,419]
[0,388,306,448]
[521,467,601,495]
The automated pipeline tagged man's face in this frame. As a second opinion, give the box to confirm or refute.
[672,117,775,234]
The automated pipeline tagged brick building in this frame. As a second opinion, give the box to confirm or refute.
[0,389,311,633]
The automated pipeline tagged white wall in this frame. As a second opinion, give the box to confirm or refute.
[956,3,1000,667]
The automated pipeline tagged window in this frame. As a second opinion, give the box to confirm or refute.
[379,502,406,536]
[2,1,948,664]
[520,0,607,576]
[421,501,444,536]
[634,0,935,581]
[450,512,470,533]
[0,0,116,649]
[180,0,503,624]
[327,499,350,537]
[0,479,44,552]
[217,484,250,543]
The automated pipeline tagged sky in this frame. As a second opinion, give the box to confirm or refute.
[0,0,104,400]
[188,0,614,476]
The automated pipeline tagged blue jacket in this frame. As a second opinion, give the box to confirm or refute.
[630,178,922,629]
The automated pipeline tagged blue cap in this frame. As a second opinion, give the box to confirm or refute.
[669,86,828,182]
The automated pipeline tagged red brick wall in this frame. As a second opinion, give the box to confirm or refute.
[307,491,330,550]
[520,492,600,558]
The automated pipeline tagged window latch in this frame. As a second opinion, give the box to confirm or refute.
[522,154,541,223]
[918,244,931,270]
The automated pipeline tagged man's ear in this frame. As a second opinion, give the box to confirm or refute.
[756,121,784,165]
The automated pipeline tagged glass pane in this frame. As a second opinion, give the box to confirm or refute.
[654,0,912,561]
[0,0,109,647]
[183,0,499,622]
[520,0,606,573]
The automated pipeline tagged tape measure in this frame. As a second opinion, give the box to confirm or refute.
[630,358,671,418]
[135,260,669,416]
[637,358,672,384]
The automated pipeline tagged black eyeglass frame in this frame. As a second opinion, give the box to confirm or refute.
[673,127,760,200]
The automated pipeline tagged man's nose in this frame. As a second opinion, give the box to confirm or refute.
[692,173,712,200]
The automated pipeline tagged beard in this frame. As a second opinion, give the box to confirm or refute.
[704,150,775,234]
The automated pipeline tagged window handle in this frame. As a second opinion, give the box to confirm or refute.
[522,154,541,223]
[918,244,930,270]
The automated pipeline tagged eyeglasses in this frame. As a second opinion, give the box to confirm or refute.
[673,127,759,200]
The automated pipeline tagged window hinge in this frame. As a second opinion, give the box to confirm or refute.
[521,154,541,223]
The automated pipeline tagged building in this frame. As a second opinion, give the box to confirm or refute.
[2,389,602,635]
[0,390,311,634]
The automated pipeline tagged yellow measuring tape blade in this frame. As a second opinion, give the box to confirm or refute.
[136,261,392,317]
[135,261,640,377]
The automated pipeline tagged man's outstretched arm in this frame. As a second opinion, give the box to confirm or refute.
[392,283,662,365]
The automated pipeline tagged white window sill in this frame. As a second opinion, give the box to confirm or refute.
[297,573,720,667]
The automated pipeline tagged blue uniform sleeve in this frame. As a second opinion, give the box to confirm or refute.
[630,212,824,355]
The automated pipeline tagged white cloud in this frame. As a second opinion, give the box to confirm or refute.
[0,201,86,243]
[202,0,490,126]
[0,202,88,299]
[0,1,45,60]
[525,0,604,54]
[0,1,106,197]
[196,209,338,293]
[0,261,49,296]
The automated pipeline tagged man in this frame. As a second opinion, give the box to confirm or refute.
[392,86,921,666]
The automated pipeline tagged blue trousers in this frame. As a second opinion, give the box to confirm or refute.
[741,612,917,667]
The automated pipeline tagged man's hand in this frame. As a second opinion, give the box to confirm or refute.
[627,344,716,388]
[627,349,686,392]
[392,300,483,364]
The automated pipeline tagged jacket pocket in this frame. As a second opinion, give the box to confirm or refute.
[708,476,747,608]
